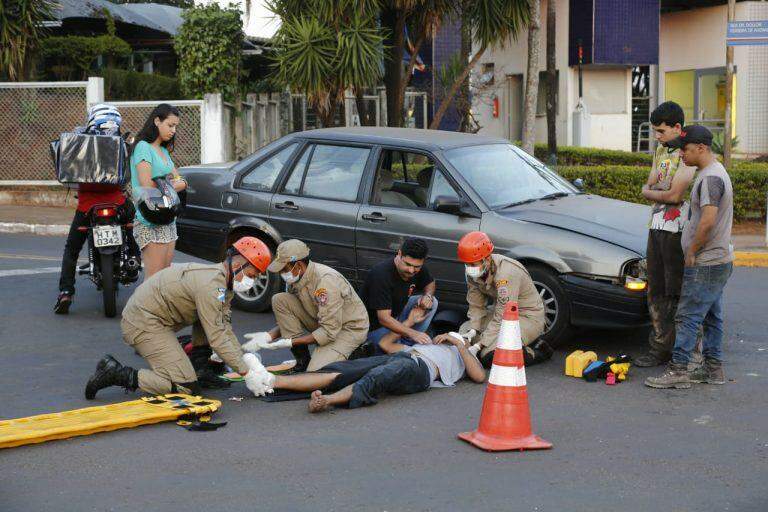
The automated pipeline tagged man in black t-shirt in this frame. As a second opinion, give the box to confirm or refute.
[359,238,437,354]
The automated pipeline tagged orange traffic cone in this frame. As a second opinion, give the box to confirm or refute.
[459,301,552,452]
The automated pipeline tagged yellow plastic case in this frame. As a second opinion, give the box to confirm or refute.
[0,394,221,449]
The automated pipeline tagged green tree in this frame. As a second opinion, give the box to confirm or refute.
[430,0,530,129]
[267,0,384,127]
[0,0,56,81]
[174,3,243,101]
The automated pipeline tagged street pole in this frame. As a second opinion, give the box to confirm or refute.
[724,0,735,170]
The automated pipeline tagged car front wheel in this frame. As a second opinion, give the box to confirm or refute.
[527,263,573,347]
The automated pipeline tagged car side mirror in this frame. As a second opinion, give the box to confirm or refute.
[573,178,584,191]
[434,195,468,216]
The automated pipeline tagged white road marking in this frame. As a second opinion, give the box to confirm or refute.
[0,267,61,278]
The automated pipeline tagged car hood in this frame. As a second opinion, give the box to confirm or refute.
[497,194,650,255]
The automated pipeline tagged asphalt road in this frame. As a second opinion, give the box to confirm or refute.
[0,233,766,512]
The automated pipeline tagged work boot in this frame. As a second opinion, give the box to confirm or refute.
[689,358,726,385]
[523,339,554,366]
[85,355,138,399]
[348,342,375,360]
[634,351,670,367]
[289,346,311,374]
[54,292,73,315]
[644,362,691,389]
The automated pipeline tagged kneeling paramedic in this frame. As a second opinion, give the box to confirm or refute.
[242,239,369,372]
[457,231,553,368]
[85,237,275,398]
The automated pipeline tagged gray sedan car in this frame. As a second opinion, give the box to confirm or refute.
[176,127,650,345]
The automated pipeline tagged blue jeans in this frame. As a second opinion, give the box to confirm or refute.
[672,262,733,365]
[319,352,431,409]
[366,295,438,351]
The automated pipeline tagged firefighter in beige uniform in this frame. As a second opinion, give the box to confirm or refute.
[457,231,553,368]
[84,237,275,399]
[241,239,369,372]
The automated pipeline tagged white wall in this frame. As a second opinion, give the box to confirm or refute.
[472,0,571,146]
[472,0,633,151]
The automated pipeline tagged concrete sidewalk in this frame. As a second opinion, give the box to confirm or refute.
[1,204,766,265]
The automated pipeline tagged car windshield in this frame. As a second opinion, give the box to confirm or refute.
[443,143,578,209]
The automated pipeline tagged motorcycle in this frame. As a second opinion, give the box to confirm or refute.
[77,202,140,317]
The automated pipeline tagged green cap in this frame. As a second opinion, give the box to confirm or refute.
[267,239,310,272]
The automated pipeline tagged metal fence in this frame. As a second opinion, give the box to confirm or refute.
[111,100,203,168]
[0,82,88,180]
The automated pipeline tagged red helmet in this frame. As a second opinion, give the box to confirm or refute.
[457,231,494,263]
[232,237,271,273]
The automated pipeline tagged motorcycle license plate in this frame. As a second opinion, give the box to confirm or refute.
[93,226,122,248]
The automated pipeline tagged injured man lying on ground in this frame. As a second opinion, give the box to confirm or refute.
[246,330,486,412]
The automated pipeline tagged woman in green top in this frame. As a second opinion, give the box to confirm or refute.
[129,103,187,280]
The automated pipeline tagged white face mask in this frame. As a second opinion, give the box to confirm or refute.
[281,270,299,284]
[233,274,255,293]
[465,264,484,279]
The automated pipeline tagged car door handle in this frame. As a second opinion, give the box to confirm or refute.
[275,201,299,211]
[362,212,387,222]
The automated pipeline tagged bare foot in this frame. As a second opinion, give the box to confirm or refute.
[308,390,330,413]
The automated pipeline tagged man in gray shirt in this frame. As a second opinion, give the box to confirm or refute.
[646,125,734,390]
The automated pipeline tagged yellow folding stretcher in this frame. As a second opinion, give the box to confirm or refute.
[0,394,222,449]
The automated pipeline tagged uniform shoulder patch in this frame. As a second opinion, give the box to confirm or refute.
[216,287,226,303]
[314,288,328,306]
[495,279,508,288]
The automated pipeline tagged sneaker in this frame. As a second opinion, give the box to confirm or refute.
[644,363,691,389]
[54,292,73,315]
[634,352,669,367]
[690,359,725,385]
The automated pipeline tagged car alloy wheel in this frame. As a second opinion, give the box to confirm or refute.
[234,272,269,302]
[532,280,558,333]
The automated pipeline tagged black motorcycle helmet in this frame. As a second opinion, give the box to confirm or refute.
[136,177,181,225]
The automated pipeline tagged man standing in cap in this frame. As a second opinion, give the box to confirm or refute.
[456,231,552,368]
[242,239,369,372]
[646,125,734,389]
[84,237,275,398]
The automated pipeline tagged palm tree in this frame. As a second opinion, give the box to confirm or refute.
[429,0,531,130]
[380,0,458,127]
[0,0,56,81]
[521,0,541,155]
[267,0,384,127]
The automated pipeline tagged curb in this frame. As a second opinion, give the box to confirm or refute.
[734,251,768,268]
[0,223,69,236]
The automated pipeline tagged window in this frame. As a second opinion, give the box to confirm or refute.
[298,144,370,201]
[371,150,435,208]
[444,143,576,209]
[428,171,460,208]
[241,143,297,191]
[282,145,310,195]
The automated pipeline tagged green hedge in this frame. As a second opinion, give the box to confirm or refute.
[556,165,768,222]
[534,144,654,166]
[97,68,187,101]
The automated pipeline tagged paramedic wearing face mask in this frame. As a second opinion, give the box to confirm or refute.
[241,239,369,373]
[84,237,275,399]
[457,231,553,369]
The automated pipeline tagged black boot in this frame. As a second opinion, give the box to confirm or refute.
[523,339,555,366]
[289,346,311,374]
[85,355,138,399]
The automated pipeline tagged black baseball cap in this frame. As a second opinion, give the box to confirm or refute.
[669,125,713,148]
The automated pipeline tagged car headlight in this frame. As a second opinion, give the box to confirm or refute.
[622,258,647,291]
